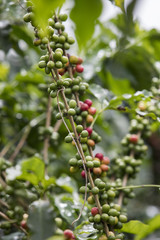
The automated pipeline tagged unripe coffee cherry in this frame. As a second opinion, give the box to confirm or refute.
[119,215,127,223]
[81,130,89,138]
[76,125,83,133]
[75,64,84,73]
[91,207,99,216]
[92,187,99,194]
[69,99,77,108]
[69,158,77,166]
[77,57,83,64]
[101,164,109,172]
[102,156,110,165]
[65,135,72,143]
[64,229,74,239]
[95,153,103,161]
[93,160,101,167]
[38,61,46,68]
[87,195,95,204]
[86,115,94,123]
[47,60,55,69]
[87,139,95,147]
[94,214,101,223]
[102,204,110,213]
[68,108,76,116]
[84,99,92,107]
[67,37,75,45]
[129,134,139,144]
[93,167,102,175]
[70,55,78,64]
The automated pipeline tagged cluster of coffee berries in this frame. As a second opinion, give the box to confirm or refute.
[23,6,159,240]
[0,158,38,235]
[89,203,127,234]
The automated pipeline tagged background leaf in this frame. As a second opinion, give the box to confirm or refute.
[28,200,55,240]
[120,220,149,234]
[31,0,65,31]
[70,0,103,51]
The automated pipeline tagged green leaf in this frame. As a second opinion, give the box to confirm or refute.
[120,220,149,235]
[75,221,98,240]
[47,236,64,240]
[0,63,10,81]
[42,177,56,189]
[89,84,110,104]
[109,0,125,11]
[70,0,103,51]
[31,0,65,31]
[54,194,79,224]
[28,200,55,240]
[134,214,160,240]
[17,156,45,185]
[56,174,78,194]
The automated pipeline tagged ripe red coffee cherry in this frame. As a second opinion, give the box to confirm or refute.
[88,107,96,115]
[84,99,92,107]
[80,102,89,111]
[95,153,103,161]
[129,134,139,144]
[76,64,84,73]
[85,127,93,136]
[64,229,74,239]
[81,170,85,178]
[20,220,27,229]
[102,156,110,165]
[91,207,99,216]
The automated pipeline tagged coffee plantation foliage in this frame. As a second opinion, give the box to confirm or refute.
[0,0,160,240]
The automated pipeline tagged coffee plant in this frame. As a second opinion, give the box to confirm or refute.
[0,0,160,240]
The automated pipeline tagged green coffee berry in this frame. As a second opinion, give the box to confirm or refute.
[76,125,83,133]
[68,108,76,116]
[81,130,89,138]
[38,61,46,68]
[69,158,77,166]
[102,204,110,213]
[69,100,77,108]
[94,214,101,223]
[65,135,72,143]
[92,187,99,195]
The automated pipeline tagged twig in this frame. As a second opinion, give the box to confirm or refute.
[9,126,31,162]
[0,113,46,159]
[118,174,128,206]
[43,96,52,165]
[116,184,160,190]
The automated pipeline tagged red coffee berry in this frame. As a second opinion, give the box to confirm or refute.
[91,207,99,216]
[129,134,139,144]
[88,107,96,115]
[76,64,84,73]
[64,229,74,239]
[20,220,27,229]
[85,127,93,136]
[84,99,92,107]
[80,102,89,111]
[81,170,85,178]
[102,156,110,165]
[95,153,103,161]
